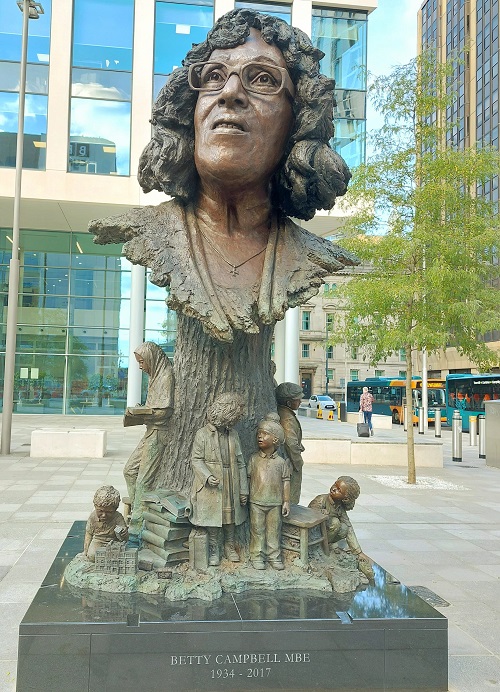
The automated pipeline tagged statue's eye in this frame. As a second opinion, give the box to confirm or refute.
[200,65,227,87]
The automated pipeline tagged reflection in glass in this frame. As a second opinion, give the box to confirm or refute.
[13,353,65,414]
[332,118,366,170]
[0,0,52,63]
[68,327,123,356]
[154,1,213,78]
[235,1,290,23]
[16,326,67,354]
[0,62,49,94]
[67,355,127,415]
[71,68,132,101]
[335,89,366,120]
[72,0,134,71]
[0,93,47,169]
[312,11,367,90]
[69,98,131,175]
[70,297,130,329]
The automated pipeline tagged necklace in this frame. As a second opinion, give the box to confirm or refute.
[197,225,268,276]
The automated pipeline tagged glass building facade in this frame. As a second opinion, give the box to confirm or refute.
[0,0,51,169]
[0,0,374,415]
[312,7,367,169]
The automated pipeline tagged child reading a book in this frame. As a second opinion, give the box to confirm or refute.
[84,485,128,561]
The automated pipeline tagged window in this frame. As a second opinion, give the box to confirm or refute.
[399,349,407,362]
[350,369,359,381]
[399,371,407,378]
[0,0,52,169]
[374,369,385,377]
[340,377,345,388]
[302,343,310,358]
[302,311,311,330]
[235,1,291,23]
[154,0,214,98]
[326,345,334,359]
[350,347,358,359]
[69,0,134,176]
[326,313,334,331]
[323,283,329,293]
[327,368,334,382]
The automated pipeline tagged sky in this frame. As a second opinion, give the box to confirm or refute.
[366,0,424,129]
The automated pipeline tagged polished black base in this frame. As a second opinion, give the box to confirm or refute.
[17,522,447,692]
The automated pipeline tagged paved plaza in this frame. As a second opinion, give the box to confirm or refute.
[1,413,499,691]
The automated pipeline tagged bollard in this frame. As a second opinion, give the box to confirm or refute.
[403,405,408,431]
[434,408,442,438]
[478,414,486,459]
[418,407,425,434]
[469,416,478,447]
[452,410,462,462]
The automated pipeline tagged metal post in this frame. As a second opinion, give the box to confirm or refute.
[478,414,486,459]
[451,410,462,462]
[1,1,31,455]
[403,405,408,432]
[433,407,441,438]
[422,349,428,432]
[418,407,425,434]
[469,416,478,447]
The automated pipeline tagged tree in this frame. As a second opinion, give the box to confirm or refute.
[333,50,500,483]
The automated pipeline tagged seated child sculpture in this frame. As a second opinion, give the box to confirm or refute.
[84,485,128,562]
[190,393,248,567]
[247,417,290,570]
[308,476,373,578]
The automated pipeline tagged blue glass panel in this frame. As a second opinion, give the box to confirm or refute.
[235,1,291,23]
[0,0,52,63]
[69,98,131,175]
[335,89,366,120]
[73,0,134,71]
[0,92,47,168]
[154,1,213,75]
[72,68,132,101]
[332,118,365,170]
[0,62,49,94]
[312,12,367,90]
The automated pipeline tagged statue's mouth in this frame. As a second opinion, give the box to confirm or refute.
[212,118,246,132]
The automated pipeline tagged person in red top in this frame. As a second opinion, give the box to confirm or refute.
[359,387,375,436]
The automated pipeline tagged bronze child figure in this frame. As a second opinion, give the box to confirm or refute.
[84,486,128,562]
[247,417,290,570]
[190,393,249,566]
[308,476,373,579]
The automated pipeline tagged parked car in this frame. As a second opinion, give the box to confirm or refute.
[308,395,337,410]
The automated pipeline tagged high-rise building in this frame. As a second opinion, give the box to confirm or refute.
[0,0,376,415]
[418,0,500,375]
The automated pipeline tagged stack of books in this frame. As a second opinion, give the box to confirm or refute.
[141,490,191,565]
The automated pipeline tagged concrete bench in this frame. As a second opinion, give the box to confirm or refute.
[30,429,107,458]
[303,438,443,468]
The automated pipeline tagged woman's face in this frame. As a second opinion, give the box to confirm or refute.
[193,29,294,190]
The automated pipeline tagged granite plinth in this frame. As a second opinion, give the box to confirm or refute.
[17,522,448,692]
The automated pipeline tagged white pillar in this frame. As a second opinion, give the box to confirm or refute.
[127,265,146,406]
[284,307,300,384]
[422,348,428,432]
[273,318,286,384]
[291,0,312,36]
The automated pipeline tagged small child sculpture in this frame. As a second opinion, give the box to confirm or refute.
[190,393,249,567]
[247,417,290,570]
[308,476,373,580]
[84,485,128,562]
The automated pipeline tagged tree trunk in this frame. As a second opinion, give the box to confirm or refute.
[405,346,416,484]
[156,313,277,493]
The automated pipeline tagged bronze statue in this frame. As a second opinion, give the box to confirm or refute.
[189,393,248,566]
[123,342,174,544]
[248,417,290,570]
[84,486,128,562]
[308,476,373,579]
[89,9,355,491]
[276,382,304,504]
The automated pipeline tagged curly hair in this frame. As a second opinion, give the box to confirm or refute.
[207,392,245,428]
[334,475,360,511]
[138,8,351,221]
[93,485,121,509]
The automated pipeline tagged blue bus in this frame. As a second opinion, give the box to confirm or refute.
[347,377,446,424]
[445,373,500,431]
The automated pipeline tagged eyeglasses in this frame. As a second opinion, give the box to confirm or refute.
[188,60,295,97]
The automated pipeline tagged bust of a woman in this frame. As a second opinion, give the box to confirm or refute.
[89,9,356,489]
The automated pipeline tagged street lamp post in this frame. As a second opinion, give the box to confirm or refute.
[1,1,44,455]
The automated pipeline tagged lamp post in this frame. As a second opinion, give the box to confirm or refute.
[1,1,44,455]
